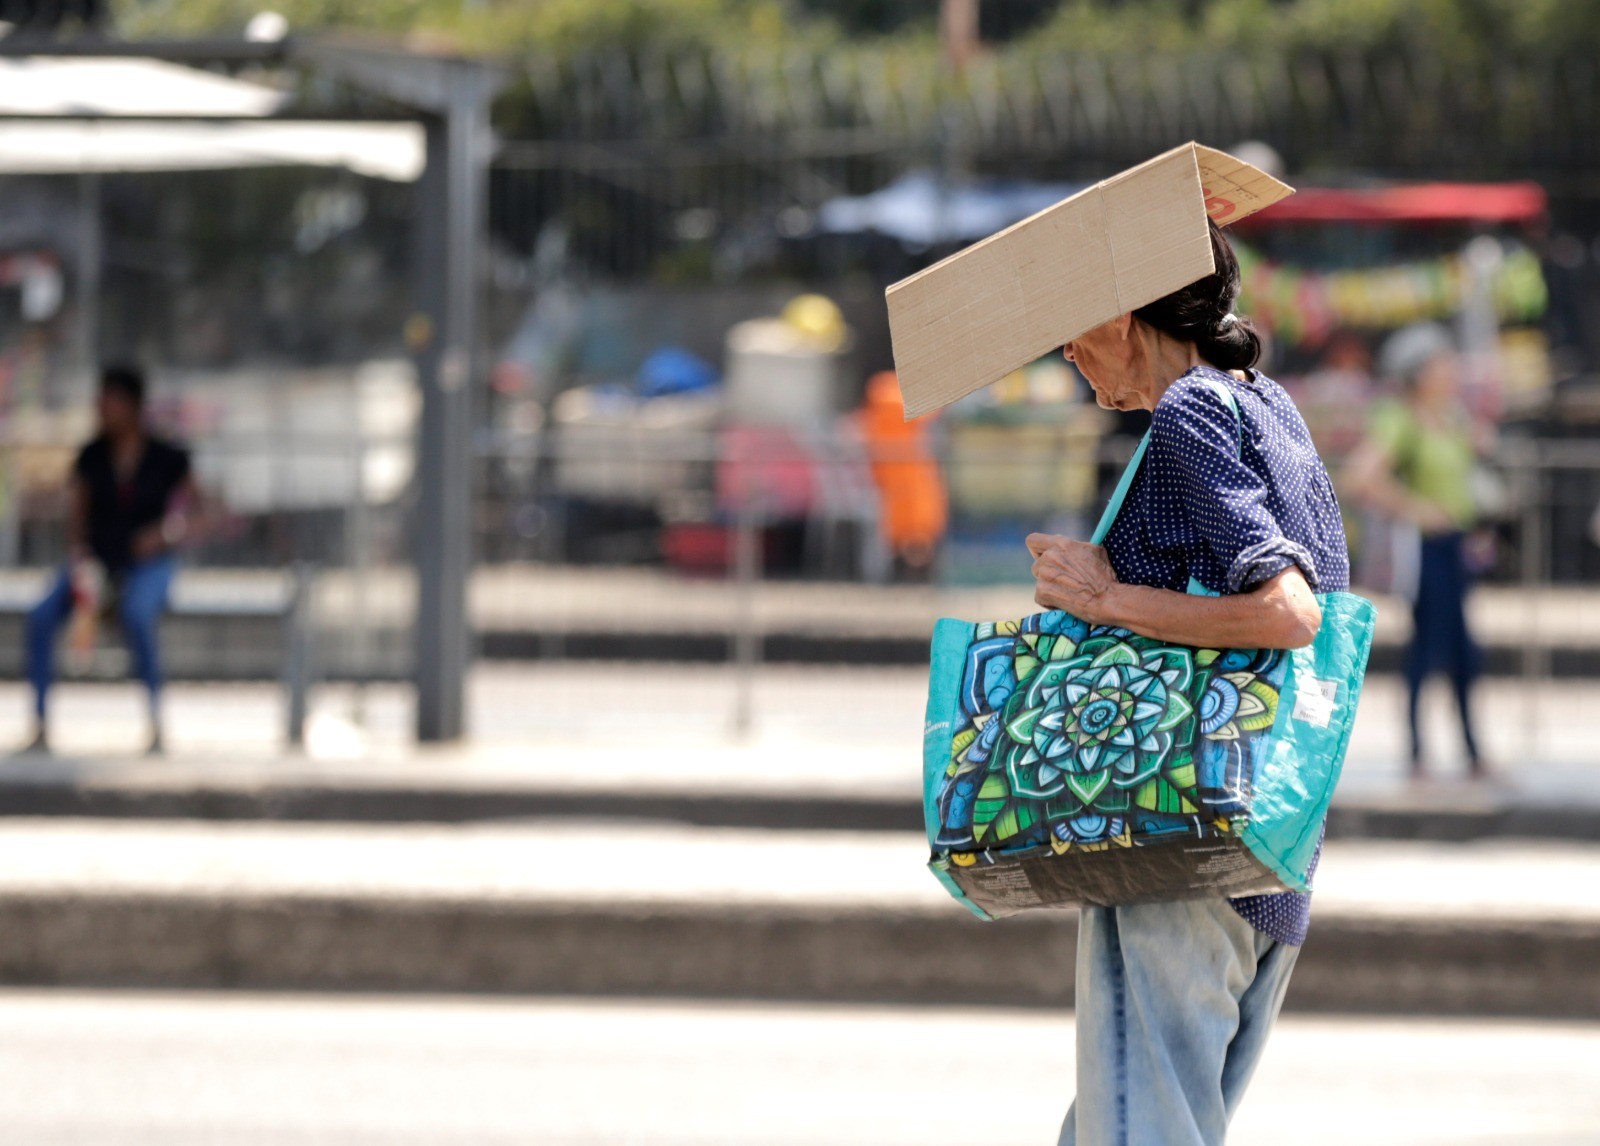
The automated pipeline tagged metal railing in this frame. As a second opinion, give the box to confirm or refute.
[509,47,1600,179]
[7,417,1600,741]
[463,424,1600,739]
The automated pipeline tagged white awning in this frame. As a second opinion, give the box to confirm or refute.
[0,120,425,181]
[0,56,287,117]
[0,56,424,181]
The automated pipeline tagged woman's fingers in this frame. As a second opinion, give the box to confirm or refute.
[1033,552,1077,585]
[1030,538,1107,574]
[1032,552,1082,605]
[1025,532,1064,558]
[1030,537,1119,620]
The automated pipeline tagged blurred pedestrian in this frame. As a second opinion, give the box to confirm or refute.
[1287,329,1376,460]
[1345,323,1493,781]
[856,371,947,580]
[24,365,198,756]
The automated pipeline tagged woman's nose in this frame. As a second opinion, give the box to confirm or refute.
[1061,343,1076,362]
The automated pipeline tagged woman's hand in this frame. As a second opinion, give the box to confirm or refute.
[1026,534,1121,622]
[129,523,167,562]
[1027,535,1321,649]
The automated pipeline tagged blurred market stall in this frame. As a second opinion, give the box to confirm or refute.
[1232,179,1550,451]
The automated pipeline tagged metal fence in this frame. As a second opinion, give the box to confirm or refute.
[461,423,1600,742]
[7,386,1600,742]
[509,47,1600,181]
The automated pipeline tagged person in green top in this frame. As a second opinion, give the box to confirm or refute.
[1346,323,1494,780]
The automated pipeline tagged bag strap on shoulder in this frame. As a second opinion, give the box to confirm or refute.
[1088,433,1149,545]
[1089,375,1240,545]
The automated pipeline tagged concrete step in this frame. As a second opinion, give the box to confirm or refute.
[2,715,1597,843]
[3,767,1599,844]
[0,818,1595,1018]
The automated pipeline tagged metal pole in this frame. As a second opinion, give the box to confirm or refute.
[347,432,372,725]
[730,490,761,737]
[1519,452,1545,757]
[284,561,314,748]
[412,66,490,742]
[74,167,102,405]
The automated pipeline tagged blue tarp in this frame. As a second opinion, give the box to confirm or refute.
[816,171,1086,248]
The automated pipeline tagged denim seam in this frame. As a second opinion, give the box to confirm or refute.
[1112,913,1128,1146]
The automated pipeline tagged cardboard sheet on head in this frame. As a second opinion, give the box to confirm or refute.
[885,143,1295,420]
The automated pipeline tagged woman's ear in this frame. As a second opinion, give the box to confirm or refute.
[1119,314,1153,373]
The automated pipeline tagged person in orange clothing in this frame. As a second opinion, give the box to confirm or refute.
[858,371,947,579]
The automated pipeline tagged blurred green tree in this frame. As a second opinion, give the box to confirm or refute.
[113,0,1600,63]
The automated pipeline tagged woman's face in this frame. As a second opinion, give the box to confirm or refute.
[96,388,140,437]
[1062,317,1153,411]
[1412,351,1459,407]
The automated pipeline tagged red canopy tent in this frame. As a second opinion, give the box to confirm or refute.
[1241,182,1547,225]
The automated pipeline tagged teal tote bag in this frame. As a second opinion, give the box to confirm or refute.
[922,382,1377,920]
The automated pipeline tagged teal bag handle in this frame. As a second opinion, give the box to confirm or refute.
[1088,432,1149,546]
[1088,375,1238,597]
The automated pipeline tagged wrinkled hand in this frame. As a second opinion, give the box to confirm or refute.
[1027,533,1121,621]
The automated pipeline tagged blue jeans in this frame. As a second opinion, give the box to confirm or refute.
[1407,531,1483,768]
[26,556,176,718]
[1059,897,1300,1146]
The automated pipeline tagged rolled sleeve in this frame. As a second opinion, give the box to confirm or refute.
[1150,379,1321,593]
[1224,537,1320,595]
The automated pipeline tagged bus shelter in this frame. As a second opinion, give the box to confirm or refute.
[0,38,501,741]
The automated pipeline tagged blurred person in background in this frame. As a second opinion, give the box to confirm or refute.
[1345,323,1494,782]
[24,365,198,756]
[856,370,947,580]
[1286,329,1376,461]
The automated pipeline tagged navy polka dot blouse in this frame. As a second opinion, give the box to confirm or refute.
[1099,364,1351,946]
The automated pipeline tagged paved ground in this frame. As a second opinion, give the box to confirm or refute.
[0,991,1594,1145]
[0,668,1595,1014]
[0,818,1594,925]
[6,564,1598,647]
[0,667,1595,804]
[0,815,1590,1014]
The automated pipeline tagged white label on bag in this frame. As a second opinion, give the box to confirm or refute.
[1292,678,1339,728]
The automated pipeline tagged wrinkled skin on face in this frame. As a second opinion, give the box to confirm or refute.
[1062,314,1164,412]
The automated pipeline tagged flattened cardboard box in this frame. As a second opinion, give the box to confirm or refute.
[886,143,1294,419]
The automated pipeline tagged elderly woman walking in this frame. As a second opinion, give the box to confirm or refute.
[1025,219,1350,1145]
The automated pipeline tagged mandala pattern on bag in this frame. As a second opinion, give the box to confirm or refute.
[933,612,1287,855]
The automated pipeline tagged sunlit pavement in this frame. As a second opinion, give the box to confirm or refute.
[0,670,1595,1020]
[0,818,1593,924]
[0,669,1593,800]
[0,991,1594,1146]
